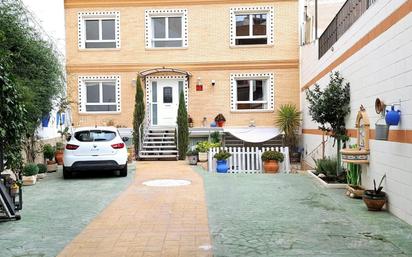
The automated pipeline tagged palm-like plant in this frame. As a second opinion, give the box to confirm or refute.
[275,104,301,148]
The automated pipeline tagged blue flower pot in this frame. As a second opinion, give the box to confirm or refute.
[385,105,401,126]
[216,160,229,173]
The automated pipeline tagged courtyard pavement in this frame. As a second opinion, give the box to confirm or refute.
[0,164,135,257]
[196,166,412,257]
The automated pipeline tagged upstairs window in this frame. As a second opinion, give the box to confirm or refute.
[145,9,188,48]
[78,12,120,49]
[230,6,274,47]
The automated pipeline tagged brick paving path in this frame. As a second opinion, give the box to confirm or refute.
[58,161,212,257]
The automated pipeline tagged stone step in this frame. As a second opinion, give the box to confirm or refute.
[146,132,175,136]
[140,150,178,154]
[143,141,176,145]
[139,154,178,159]
[143,145,177,149]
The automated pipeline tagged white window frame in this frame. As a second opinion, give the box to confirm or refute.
[145,9,188,49]
[230,6,274,47]
[78,76,121,114]
[78,11,120,49]
[230,73,274,112]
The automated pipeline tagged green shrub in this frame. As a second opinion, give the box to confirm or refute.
[23,163,39,176]
[177,91,189,160]
[261,151,284,162]
[37,164,47,174]
[55,142,64,151]
[210,131,221,144]
[214,150,232,160]
[186,150,198,156]
[195,141,220,153]
[43,144,55,160]
[315,158,338,176]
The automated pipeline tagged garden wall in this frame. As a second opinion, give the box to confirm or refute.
[300,0,412,224]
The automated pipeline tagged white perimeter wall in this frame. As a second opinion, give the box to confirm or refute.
[300,0,412,224]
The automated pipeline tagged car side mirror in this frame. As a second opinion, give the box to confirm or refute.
[122,137,129,142]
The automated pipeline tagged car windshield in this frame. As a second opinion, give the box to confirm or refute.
[74,130,116,142]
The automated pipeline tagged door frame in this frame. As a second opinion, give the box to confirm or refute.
[145,75,189,126]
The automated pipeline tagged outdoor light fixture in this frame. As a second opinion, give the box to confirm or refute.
[196,77,203,91]
[211,80,216,86]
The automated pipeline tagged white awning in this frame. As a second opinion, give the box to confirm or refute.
[224,127,281,143]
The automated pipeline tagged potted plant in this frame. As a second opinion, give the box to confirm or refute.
[22,163,39,186]
[43,144,57,172]
[186,150,198,165]
[214,113,226,127]
[363,175,387,211]
[275,104,301,163]
[214,150,232,173]
[36,164,47,179]
[261,151,284,173]
[345,163,364,198]
[55,142,65,165]
[196,141,220,162]
[188,115,194,128]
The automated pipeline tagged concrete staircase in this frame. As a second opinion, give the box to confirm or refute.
[139,126,179,160]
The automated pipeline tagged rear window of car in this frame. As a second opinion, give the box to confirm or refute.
[74,130,116,142]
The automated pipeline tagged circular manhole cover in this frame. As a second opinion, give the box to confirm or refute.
[142,179,191,187]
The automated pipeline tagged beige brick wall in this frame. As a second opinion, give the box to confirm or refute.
[68,68,299,127]
[65,0,300,128]
[65,1,298,65]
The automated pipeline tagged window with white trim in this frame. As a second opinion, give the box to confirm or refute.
[78,12,120,49]
[230,6,274,46]
[230,73,274,111]
[145,9,188,48]
[78,76,121,113]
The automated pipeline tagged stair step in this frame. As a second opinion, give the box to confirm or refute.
[144,141,175,145]
[140,150,178,154]
[145,137,175,140]
[139,154,178,159]
[143,145,177,149]
[147,132,175,136]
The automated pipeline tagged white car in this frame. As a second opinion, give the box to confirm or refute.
[63,126,128,179]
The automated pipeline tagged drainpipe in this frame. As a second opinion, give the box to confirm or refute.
[315,0,318,40]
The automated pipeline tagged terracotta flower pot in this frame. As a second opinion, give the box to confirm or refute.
[363,190,386,211]
[55,150,64,165]
[217,121,225,127]
[263,160,279,173]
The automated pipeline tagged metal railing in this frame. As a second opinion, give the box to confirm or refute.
[318,0,375,58]
[138,103,151,154]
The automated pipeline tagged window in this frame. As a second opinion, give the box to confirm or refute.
[230,73,274,111]
[230,6,274,46]
[78,76,121,113]
[163,87,173,103]
[145,9,188,48]
[74,130,116,142]
[78,12,120,49]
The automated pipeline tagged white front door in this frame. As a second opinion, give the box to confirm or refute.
[154,79,180,126]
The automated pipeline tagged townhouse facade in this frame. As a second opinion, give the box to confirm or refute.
[64,0,299,133]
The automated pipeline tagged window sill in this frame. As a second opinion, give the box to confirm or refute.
[79,112,121,115]
[145,47,188,51]
[231,110,274,113]
[230,44,274,49]
[78,48,121,52]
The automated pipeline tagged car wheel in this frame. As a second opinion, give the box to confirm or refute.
[119,165,128,177]
[63,167,72,179]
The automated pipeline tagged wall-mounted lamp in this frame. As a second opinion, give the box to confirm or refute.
[211,80,216,86]
[196,77,203,91]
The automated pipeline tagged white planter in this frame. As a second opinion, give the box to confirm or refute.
[37,173,47,179]
[22,175,37,186]
[47,163,58,172]
[307,170,347,189]
[198,152,208,162]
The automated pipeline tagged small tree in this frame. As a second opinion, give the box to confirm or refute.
[132,76,145,159]
[275,104,301,149]
[306,72,350,175]
[177,91,189,160]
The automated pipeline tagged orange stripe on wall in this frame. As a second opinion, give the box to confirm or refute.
[302,128,412,144]
[301,1,412,91]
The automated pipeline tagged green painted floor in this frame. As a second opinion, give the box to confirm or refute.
[196,167,412,257]
[0,164,135,257]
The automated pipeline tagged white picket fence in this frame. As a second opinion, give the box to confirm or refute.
[208,147,290,173]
